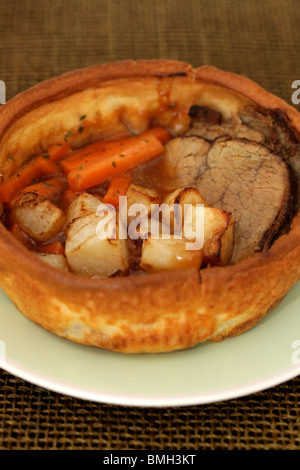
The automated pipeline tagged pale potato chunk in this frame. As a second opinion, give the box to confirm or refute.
[66,192,101,225]
[139,186,234,270]
[202,207,235,265]
[164,186,208,209]
[12,192,66,242]
[140,234,203,273]
[139,205,235,271]
[126,183,161,222]
[65,213,129,278]
[33,252,69,271]
[180,204,235,265]
[163,186,209,231]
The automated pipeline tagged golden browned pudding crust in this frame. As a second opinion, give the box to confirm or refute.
[0,60,299,353]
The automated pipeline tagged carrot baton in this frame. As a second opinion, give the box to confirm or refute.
[36,157,60,175]
[60,134,133,174]
[101,129,132,142]
[61,187,81,208]
[60,143,110,174]
[43,141,72,162]
[60,137,134,174]
[102,173,132,208]
[6,177,67,210]
[67,133,165,191]
[60,127,170,175]
[146,126,171,144]
[20,177,66,200]
[37,241,65,255]
[0,157,60,203]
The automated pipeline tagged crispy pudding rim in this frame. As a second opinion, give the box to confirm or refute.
[0,59,299,354]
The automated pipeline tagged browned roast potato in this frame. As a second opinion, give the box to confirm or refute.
[11,192,66,242]
[66,192,101,225]
[65,211,130,278]
[33,252,70,271]
[126,183,161,223]
[140,231,204,273]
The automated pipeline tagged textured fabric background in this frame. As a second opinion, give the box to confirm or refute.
[1,0,300,450]
[2,0,300,103]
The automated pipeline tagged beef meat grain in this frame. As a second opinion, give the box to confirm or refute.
[163,135,292,263]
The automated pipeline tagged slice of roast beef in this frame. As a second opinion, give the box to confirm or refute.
[187,113,267,144]
[187,105,267,144]
[188,105,299,157]
[238,108,299,156]
[163,135,292,263]
[188,105,300,211]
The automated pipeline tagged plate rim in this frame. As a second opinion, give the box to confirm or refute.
[1,281,300,408]
[2,357,300,407]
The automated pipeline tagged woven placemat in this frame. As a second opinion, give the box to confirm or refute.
[1,369,300,450]
[0,0,300,450]
[2,0,300,103]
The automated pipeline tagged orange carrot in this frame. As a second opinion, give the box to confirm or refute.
[60,127,170,175]
[146,126,171,144]
[43,141,72,162]
[6,177,67,209]
[60,137,133,174]
[101,129,132,142]
[37,241,65,255]
[67,132,165,191]
[0,157,60,203]
[21,177,66,199]
[36,157,60,175]
[61,187,81,207]
[102,173,132,208]
[60,144,106,175]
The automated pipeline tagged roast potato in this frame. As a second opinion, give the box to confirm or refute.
[126,183,161,223]
[33,252,70,271]
[140,232,204,273]
[202,207,235,265]
[65,211,129,278]
[163,186,208,232]
[11,192,66,242]
[66,192,101,225]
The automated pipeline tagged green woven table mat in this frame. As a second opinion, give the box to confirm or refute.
[1,0,300,450]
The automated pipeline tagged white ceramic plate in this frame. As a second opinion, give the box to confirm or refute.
[0,282,300,407]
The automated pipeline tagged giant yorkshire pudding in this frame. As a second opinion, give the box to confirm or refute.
[0,60,299,353]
